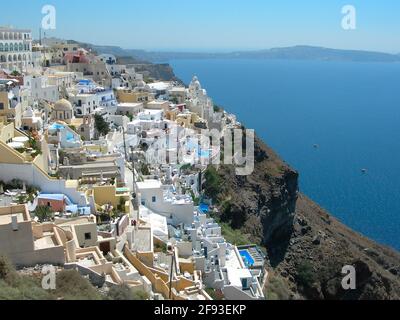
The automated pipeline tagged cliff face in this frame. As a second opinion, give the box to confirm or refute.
[209,135,400,300]
[127,63,182,83]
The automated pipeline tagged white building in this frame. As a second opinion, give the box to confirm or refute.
[186,213,265,300]
[187,76,222,130]
[68,80,116,116]
[136,179,195,226]
[97,54,117,65]
[147,81,172,99]
[24,74,59,103]
[0,27,33,71]
[21,106,43,131]
[116,102,144,117]
[138,109,164,122]
[70,92,101,116]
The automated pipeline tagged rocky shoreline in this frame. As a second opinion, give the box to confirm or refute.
[207,134,400,299]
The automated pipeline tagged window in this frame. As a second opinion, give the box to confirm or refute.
[84,232,92,240]
[0,102,4,110]
[152,196,157,203]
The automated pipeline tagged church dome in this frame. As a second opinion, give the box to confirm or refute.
[190,76,201,91]
[54,99,73,112]
[137,80,146,88]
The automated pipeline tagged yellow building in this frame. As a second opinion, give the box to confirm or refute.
[92,185,130,214]
[175,112,204,129]
[0,90,22,128]
[116,89,154,104]
[166,108,179,122]
[0,117,38,164]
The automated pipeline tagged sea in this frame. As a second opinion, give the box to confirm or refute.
[169,58,400,251]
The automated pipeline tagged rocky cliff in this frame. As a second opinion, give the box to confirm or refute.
[207,135,400,300]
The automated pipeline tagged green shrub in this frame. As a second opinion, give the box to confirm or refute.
[132,290,149,300]
[0,256,18,285]
[53,270,102,300]
[265,274,291,300]
[296,261,316,287]
[154,242,167,253]
[34,206,54,223]
[94,114,110,136]
[107,285,149,300]
[0,256,51,300]
[219,222,250,246]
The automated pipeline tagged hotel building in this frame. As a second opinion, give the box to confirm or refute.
[0,27,33,71]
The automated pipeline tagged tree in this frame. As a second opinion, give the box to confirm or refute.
[204,166,222,200]
[213,104,223,112]
[140,162,150,176]
[94,114,110,136]
[34,206,54,223]
[296,261,316,287]
[170,96,179,105]
[29,136,42,157]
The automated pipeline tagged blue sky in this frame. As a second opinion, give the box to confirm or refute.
[1,0,400,52]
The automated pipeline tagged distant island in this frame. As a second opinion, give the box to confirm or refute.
[76,41,400,63]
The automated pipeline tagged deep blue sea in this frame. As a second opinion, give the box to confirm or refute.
[169,59,400,251]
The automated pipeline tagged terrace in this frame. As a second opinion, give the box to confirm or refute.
[237,245,266,270]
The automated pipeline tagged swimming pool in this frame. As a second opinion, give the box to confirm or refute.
[186,140,210,158]
[66,132,75,141]
[199,203,209,213]
[50,123,65,130]
[198,150,210,158]
[239,250,255,267]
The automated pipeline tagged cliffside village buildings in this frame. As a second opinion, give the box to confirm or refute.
[0,27,266,300]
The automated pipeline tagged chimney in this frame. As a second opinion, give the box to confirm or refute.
[11,215,18,231]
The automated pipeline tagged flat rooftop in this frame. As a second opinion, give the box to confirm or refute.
[136,179,162,190]
[168,87,186,92]
[0,212,25,225]
[141,109,163,114]
[34,235,57,250]
[60,162,117,170]
[0,205,30,225]
[147,82,171,91]
[117,102,143,107]
[147,101,169,105]
[132,228,152,252]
